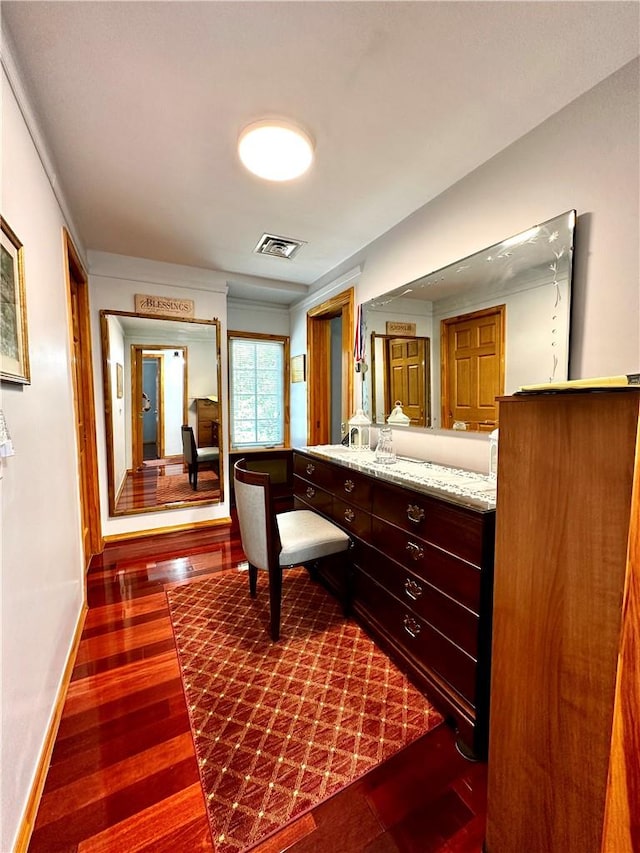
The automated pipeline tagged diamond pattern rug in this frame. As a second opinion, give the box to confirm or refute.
[166,567,444,852]
[156,470,219,503]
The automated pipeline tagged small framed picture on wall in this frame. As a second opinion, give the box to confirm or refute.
[1,217,30,384]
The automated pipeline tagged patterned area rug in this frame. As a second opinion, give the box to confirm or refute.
[166,568,444,852]
[156,470,219,503]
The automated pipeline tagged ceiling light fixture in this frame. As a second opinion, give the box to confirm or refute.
[238,119,314,181]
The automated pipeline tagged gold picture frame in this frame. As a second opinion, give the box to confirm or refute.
[291,354,306,383]
[1,217,30,384]
[116,363,124,398]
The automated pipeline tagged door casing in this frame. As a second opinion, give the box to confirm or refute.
[306,288,355,445]
[63,228,102,567]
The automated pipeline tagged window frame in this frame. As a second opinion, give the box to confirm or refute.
[227,330,290,450]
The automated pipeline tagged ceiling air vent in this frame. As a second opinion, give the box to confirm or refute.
[254,233,305,260]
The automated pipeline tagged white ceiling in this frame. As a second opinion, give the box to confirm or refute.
[3,1,639,304]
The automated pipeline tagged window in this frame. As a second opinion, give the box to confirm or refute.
[228,332,290,448]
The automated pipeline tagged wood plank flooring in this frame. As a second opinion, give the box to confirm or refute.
[28,520,486,852]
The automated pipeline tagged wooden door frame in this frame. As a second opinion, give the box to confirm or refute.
[306,288,354,445]
[63,228,102,565]
[440,304,506,429]
[131,345,188,468]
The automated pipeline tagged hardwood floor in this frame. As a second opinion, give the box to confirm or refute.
[114,457,186,513]
[28,521,487,852]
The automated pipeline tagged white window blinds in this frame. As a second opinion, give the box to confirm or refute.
[229,337,285,447]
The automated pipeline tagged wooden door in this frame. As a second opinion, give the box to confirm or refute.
[64,229,101,566]
[386,337,428,427]
[441,305,505,431]
[307,288,354,445]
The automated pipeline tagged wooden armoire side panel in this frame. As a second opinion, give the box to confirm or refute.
[601,414,640,853]
[486,392,639,853]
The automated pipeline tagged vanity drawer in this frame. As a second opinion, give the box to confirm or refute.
[371,517,481,613]
[329,468,372,511]
[293,476,332,515]
[332,497,372,540]
[373,481,486,565]
[359,543,479,657]
[354,568,477,706]
[294,454,334,490]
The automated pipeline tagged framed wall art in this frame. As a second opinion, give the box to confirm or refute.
[116,363,124,399]
[1,217,30,384]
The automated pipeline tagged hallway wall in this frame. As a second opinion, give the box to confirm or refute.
[1,66,86,852]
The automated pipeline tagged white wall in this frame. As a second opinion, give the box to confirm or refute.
[1,68,86,852]
[89,252,229,538]
[291,59,640,472]
[227,298,290,337]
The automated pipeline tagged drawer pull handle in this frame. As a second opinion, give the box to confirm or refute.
[344,508,355,523]
[306,486,316,499]
[306,463,315,475]
[407,504,425,524]
[344,479,355,494]
[403,615,422,639]
[404,578,423,600]
[406,541,424,561]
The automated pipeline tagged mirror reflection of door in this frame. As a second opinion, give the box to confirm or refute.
[385,337,429,427]
[441,305,505,431]
[131,344,186,472]
[142,356,161,461]
[330,317,343,443]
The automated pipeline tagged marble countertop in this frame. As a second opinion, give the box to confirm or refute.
[298,445,496,511]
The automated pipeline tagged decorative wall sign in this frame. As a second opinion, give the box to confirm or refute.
[1,217,30,384]
[135,293,194,318]
[386,321,416,336]
[291,354,306,383]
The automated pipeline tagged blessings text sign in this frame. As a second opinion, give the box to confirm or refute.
[135,294,195,318]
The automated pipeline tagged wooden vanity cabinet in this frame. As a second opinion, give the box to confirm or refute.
[293,449,495,758]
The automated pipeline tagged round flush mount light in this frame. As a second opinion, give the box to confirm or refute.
[238,119,314,181]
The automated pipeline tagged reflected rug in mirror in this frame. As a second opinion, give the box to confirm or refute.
[166,567,444,853]
[156,470,219,503]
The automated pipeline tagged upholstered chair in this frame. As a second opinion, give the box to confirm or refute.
[181,425,219,490]
[234,458,351,640]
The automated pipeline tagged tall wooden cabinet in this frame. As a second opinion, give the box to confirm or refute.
[196,397,219,447]
[486,389,640,853]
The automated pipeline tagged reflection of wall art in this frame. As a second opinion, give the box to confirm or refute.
[291,354,306,383]
[386,321,416,336]
[116,363,124,398]
[1,218,30,384]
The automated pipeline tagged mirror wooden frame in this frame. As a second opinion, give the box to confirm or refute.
[100,310,223,516]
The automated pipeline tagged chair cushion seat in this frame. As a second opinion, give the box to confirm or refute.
[196,446,219,462]
[277,510,350,566]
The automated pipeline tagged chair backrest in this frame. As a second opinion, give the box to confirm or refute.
[181,425,196,464]
[234,458,281,572]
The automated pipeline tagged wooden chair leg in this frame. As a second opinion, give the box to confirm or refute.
[248,564,258,598]
[268,563,283,641]
[192,463,198,491]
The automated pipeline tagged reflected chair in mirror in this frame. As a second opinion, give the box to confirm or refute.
[234,458,352,641]
[181,425,220,491]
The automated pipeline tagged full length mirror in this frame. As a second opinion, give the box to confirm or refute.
[100,310,223,516]
[363,209,575,431]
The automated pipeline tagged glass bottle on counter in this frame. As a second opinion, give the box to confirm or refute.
[375,426,396,464]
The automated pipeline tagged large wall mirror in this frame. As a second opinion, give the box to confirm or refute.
[100,310,223,516]
[363,209,576,432]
